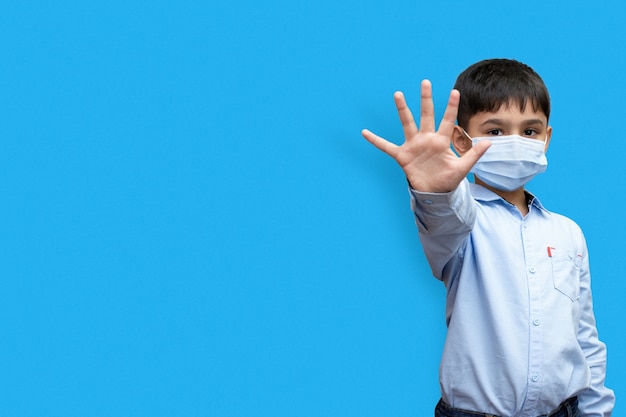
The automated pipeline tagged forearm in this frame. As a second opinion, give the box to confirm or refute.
[577,337,614,416]
[576,255,615,416]
[409,178,475,279]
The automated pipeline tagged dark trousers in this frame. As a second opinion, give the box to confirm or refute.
[434,396,578,417]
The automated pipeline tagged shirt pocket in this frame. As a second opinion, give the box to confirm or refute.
[550,250,581,301]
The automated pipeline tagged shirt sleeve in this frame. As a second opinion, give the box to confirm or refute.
[408,178,475,280]
[575,237,615,416]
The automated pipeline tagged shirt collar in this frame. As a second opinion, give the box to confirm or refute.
[469,183,549,213]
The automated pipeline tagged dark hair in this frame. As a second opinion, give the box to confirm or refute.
[453,59,550,129]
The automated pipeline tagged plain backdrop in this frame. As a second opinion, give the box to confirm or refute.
[0,0,624,416]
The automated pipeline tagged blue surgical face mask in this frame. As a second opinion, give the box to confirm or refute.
[463,130,548,191]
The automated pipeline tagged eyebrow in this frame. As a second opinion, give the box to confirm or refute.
[480,118,546,127]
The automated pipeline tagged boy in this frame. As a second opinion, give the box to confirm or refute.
[361,59,615,416]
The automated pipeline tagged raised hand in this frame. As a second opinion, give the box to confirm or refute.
[361,80,491,193]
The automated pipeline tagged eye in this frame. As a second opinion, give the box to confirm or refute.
[487,129,503,136]
[523,129,539,137]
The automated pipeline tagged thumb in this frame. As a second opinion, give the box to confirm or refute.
[458,139,491,173]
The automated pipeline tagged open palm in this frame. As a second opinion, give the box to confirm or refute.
[362,80,490,193]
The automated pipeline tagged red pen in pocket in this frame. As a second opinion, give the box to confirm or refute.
[547,246,556,257]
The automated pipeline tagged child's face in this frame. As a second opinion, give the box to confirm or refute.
[465,102,552,149]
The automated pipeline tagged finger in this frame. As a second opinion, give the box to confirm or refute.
[361,129,399,157]
[457,139,491,173]
[419,79,435,132]
[393,91,419,141]
[437,89,461,138]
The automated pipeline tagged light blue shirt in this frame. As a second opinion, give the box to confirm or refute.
[410,179,615,417]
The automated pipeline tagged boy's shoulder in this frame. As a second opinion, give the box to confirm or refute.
[541,208,584,236]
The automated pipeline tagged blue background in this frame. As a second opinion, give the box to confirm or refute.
[0,0,624,416]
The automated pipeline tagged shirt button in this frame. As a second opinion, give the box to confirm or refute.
[528,267,536,274]
[423,199,433,205]
[532,375,539,382]
[533,319,540,326]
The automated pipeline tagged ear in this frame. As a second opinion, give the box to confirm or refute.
[452,125,473,156]
[544,126,553,152]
